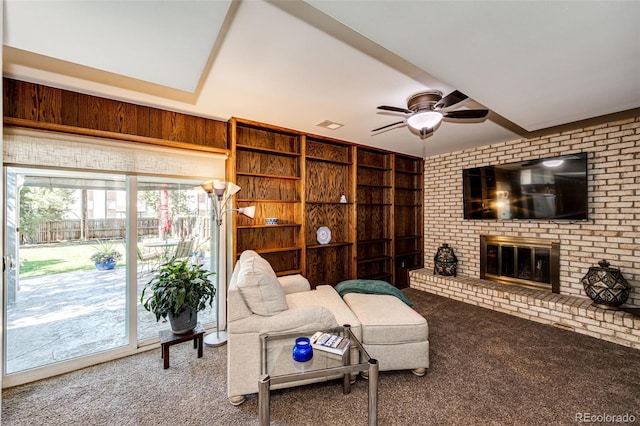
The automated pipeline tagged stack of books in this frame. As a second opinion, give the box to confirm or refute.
[310,331,350,356]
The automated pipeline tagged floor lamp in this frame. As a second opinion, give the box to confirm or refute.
[201,180,255,347]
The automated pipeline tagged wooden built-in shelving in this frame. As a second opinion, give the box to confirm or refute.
[229,118,423,287]
[393,154,424,288]
[356,147,393,282]
[304,136,355,287]
[230,119,304,276]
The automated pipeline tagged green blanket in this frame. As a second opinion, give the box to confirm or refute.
[334,279,413,307]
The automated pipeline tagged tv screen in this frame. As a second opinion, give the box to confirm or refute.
[463,153,588,221]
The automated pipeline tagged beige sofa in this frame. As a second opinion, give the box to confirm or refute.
[226,250,428,405]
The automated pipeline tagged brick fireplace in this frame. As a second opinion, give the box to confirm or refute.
[411,115,640,350]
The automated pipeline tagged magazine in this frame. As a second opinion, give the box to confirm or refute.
[310,331,350,356]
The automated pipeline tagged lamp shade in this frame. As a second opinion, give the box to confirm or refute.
[226,182,241,197]
[238,205,256,219]
[213,180,227,197]
[407,111,443,131]
[200,180,215,194]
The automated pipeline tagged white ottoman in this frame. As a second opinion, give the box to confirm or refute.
[343,293,429,376]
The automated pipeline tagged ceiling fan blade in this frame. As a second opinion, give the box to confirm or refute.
[371,120,406,132]
[377,105,413,114]
[443,109,489,119]
[434,90,468,109]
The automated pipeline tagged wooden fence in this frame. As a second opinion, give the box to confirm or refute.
[30,217,209,245]
[31,218,156,244]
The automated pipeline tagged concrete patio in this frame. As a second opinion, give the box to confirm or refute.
[5,266,217,374]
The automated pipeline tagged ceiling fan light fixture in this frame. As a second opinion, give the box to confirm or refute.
[407,110,443,131]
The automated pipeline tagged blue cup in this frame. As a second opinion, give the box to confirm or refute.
[292,337,313,362]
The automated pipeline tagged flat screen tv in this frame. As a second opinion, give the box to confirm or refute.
[462,153,588,221]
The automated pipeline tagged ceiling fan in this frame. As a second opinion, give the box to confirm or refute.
[372,90,489,138]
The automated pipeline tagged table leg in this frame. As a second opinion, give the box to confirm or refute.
[163,344,170,369]
[258,374,271,426]
[197,335,203,358]
[368,358,378,426]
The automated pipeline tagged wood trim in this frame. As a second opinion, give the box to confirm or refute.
[3,118,229,155]
[3,78,228,152]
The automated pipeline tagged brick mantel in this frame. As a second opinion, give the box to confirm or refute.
[410,270,639,349]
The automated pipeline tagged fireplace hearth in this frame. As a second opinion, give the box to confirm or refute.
[480,236,560,293]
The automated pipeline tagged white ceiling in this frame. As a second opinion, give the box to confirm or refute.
[3,0,640,157]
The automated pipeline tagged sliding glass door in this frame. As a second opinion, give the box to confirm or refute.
[3,168,215,382]
[4,167,129,375]
[135,177,214,342]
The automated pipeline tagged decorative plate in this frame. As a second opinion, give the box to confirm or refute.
[316,226,331,245]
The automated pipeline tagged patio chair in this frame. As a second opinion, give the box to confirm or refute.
[137,246,161,274]
[174,239,194,260]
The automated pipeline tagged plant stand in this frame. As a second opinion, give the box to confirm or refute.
[159,323,205,369]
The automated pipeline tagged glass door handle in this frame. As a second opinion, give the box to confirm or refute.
[3,255,15,272]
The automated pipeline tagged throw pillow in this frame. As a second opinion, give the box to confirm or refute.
[236,251,288,316]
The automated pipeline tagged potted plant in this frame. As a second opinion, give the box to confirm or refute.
[90,240,123,270]
[140,257,216,334]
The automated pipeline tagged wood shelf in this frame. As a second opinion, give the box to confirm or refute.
[251,246,301,255]
[395,169,422,175]
[236,198,300,203]
[306,201,352,205]
[306,242,353,250]
[395,235,422,240]
[356,255,392,264]
[357,183,393,189]
[237,224,302,229]
[306,155,352,165]
[395,186,423,190]
[236,143,301,157]
[236,171,300,180]
[395,250,422,257]
[357,163,391,171]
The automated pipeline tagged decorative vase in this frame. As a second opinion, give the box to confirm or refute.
[292,337,313,362]
[168,308,198,334]
[94,259,116,270]
[434,243,458,276]
[581,259,630,309]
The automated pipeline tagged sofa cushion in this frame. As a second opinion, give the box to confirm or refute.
[343,293,428,345]
[286,285,362,340]
[277,274,312,294]
[236,251,288,316]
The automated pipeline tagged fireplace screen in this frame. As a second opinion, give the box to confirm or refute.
[481,236,559,292]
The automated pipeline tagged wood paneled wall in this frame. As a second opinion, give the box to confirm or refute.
[3,78,227,152]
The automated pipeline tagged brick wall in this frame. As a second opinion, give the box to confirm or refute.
[420,115,639,307]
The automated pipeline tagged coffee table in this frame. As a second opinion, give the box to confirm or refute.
[258,325,378,426]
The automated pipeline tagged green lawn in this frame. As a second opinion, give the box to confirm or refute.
[19,242,127,278]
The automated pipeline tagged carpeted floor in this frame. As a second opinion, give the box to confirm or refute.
[2,289,639,425]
